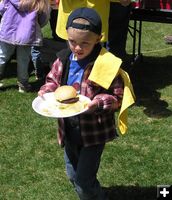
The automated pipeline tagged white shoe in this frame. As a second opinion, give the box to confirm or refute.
[0,81,4,88]
[18,82,32,93]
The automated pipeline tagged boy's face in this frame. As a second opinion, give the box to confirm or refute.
[67,28,102,60]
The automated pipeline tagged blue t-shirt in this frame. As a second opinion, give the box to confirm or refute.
[67,53,89,92]
[66,53,90,144]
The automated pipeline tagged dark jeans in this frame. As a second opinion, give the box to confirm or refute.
[64,138,107,200]
[107,2,131,60]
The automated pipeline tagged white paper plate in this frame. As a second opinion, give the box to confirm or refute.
[32,92,91,118]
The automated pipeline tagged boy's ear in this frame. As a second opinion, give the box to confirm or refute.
[96,34,103,44]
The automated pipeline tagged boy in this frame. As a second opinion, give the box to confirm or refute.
[38,7,135,200]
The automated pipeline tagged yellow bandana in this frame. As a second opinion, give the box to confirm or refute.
[88,47,135,134]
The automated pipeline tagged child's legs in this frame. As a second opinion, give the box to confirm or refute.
[16,46,31,84]
[64,149,76,186]
[0,42,16,79]
[31,46,44,78]
[75,144,106,200]
[64,140,106,200]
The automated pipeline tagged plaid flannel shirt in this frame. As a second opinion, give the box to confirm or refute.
[39,48,124,147]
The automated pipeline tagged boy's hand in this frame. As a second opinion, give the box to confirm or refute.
[38,90,45,97]
[94,94,119,111]
[86,99,99,113]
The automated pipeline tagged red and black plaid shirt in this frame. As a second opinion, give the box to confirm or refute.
[39,48,124,147]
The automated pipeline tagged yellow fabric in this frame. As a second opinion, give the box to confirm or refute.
[56,0,110,42]
[88,47,135,134]
[88,47,122,89]
[117,68,135,134]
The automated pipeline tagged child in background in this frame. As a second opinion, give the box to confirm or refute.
[0,0,49,92]
[38,7,135,199]
[31,0,63,82]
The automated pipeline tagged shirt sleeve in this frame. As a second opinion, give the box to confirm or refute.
[93,75,124,113]
[39,58,63,93]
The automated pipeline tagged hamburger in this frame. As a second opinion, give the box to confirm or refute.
[54,85,79,104]
[54,85,89,116]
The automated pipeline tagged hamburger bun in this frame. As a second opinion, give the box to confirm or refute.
[53,86,90,116]
[54,85,79,103]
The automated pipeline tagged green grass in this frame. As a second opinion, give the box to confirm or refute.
[0,21,172,200]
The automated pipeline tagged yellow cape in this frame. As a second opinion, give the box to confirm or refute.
[88,47,135,134]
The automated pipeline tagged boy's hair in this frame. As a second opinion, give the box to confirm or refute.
[70,18,90,33]
[66,7,102,35]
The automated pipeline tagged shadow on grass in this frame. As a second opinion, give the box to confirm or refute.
[128,55,172,118]
[105,185,156,200]
[0,84,18,91]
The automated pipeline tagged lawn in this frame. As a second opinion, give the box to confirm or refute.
[0,20,172,200]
